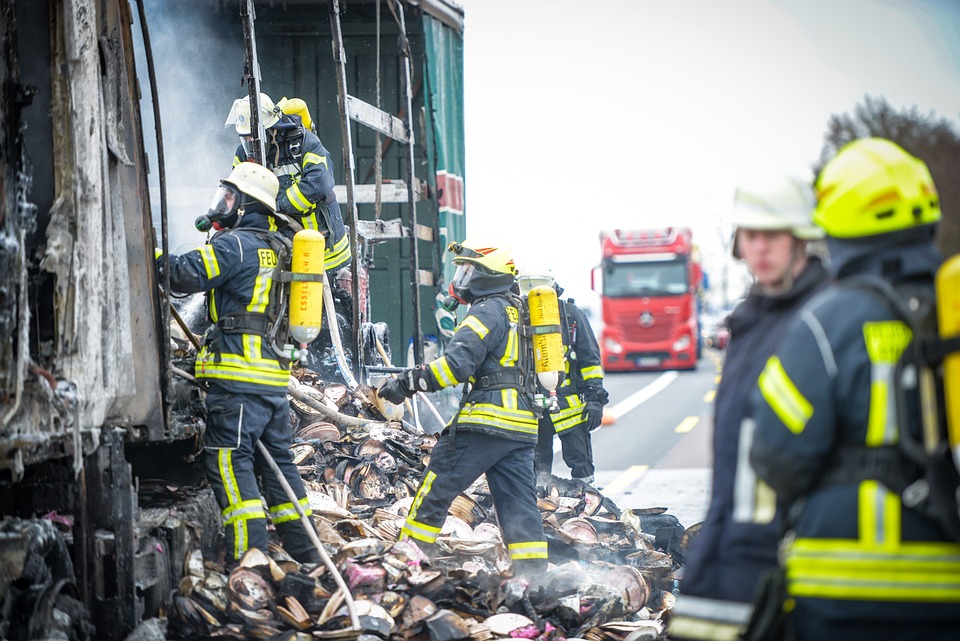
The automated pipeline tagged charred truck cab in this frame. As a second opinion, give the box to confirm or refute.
[593,228,702,372]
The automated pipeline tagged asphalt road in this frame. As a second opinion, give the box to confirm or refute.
[548,348,725,528]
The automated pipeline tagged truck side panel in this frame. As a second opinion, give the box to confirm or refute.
[1,0,168,477]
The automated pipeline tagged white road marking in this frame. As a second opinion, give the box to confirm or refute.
[551,370,679,455]
[608,371,679,420]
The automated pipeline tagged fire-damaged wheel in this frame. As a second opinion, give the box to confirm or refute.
[28,579,93,641]
[0,519,93,641]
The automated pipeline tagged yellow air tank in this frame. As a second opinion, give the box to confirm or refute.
[278,97,313,131]
[289,229,325,346]
[528,285,565,411]
[936,254,960,470]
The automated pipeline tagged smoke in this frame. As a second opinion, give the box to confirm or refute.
[132,0,247,253]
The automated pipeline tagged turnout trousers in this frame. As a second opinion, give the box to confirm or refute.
[401,430,548,574]
[534,417,594,480]
[203,390,319,563]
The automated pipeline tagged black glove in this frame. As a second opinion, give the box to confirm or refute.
[378,377,413,405]
[581,401,604,431]
[378,367,430,405]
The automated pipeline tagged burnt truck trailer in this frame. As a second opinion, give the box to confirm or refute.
[0,0,464,639]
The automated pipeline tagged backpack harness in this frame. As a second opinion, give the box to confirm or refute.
[818,275,960,539]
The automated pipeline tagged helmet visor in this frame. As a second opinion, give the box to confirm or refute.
[240,135,255,158]
[452,262,476,292]
[207,184,240,222]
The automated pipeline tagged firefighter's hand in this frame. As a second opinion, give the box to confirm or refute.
[378,378,414,405]
[581,401,604,431]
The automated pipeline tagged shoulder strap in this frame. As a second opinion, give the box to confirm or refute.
[835,275,960,539]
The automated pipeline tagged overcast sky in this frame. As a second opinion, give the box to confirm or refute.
[456,0,960,309]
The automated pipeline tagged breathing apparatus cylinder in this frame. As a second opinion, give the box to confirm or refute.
[936,254,960,471]
[278,97,314,132]
[527,285,565,412]
[288,229,325,346]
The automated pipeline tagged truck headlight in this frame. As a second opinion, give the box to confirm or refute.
[673,335,691,351]
[604,336,624,354]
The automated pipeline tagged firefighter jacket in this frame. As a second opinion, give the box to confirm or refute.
[680,257,827,606]
[418,292,539,443]
[233,115,351,271]
[545,299,608,433]
[162,212,290,396]
[749,241,960,623]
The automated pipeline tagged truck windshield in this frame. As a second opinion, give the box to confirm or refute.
[603,259,688,297]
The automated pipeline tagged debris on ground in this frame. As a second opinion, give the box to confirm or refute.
[166,374,697,640]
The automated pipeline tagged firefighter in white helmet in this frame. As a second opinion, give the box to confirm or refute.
[224,92,351,272]
[670,171,827,640]
[517,265,608,486]
[158,163,321,565]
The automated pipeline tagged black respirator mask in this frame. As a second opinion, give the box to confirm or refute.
[196,184,242,232]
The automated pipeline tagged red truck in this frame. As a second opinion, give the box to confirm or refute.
[592,228,702,371]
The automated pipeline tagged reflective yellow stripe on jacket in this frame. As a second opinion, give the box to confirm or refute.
[196,250,290,388]
[786,503,960,602]
[323,232,351,271]
[455,402,538,436]
[551,399,587,433]
[758,355,813,434]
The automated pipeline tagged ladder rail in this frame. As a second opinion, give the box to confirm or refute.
[240,0,267,165]
[396,1,425,366]
[329,0,426,375]
[329,0,364,378]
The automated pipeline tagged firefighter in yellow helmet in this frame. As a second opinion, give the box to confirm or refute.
[158,163,321,565]
[224,92,351,272]
[749,139,960,640]
[377,239,549,576]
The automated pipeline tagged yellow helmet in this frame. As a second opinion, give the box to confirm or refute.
[224,92,281,135]
[447,239,517,275]
[814,138,940,239]
[446,238,516,303]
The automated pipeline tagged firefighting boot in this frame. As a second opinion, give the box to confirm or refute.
[512,558,548,580]
[573,475,595,488]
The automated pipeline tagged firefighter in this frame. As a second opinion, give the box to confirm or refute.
[517,266,608,486]
[225,92,351,272]
[376,239,548,576]
[670,171,828,640]
[749,138,960,640]
[158,163,321,565]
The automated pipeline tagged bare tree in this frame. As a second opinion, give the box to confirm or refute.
[815,95,960,258]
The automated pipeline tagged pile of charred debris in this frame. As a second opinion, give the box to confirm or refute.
[166,369,699,641]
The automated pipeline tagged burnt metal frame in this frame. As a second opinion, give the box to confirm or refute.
[329,0,425,375]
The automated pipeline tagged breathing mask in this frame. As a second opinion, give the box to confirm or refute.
[448,262,476,305]
[196,184,242,232]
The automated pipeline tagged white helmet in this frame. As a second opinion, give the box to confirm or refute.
[516,264,556,296]
[222,162,279,211]
[731,171,824,258]
[224,92,281,135]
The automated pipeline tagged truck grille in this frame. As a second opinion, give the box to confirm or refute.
[614,313,673,342]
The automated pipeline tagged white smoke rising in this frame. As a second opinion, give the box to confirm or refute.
[131,0,250,253]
